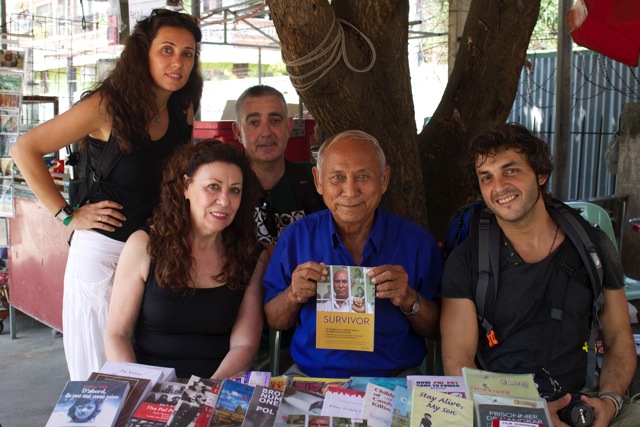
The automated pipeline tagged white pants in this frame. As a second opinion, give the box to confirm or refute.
[63,230,125,380]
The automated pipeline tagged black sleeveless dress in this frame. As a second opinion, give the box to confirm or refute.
[133,261,246,379]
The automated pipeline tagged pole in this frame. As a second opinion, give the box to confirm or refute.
[553,0,573,200]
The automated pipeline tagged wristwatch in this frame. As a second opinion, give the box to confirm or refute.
[55,204,74,226]
[598,392,623,417]
[400,290,420,316]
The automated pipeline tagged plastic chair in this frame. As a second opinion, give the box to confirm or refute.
[565,201,618,248]
[269,327,281,376]
[566,201,640,300]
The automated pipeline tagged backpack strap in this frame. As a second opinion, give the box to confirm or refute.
[548,200,604,389]
[473,200,604,389]
[284,159,325,214]
[71,135,122,208]
[475,206,501,349]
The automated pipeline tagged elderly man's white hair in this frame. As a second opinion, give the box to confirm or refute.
[316,130,387,180]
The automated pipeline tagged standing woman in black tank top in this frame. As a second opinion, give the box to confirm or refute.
[10,9,203,380]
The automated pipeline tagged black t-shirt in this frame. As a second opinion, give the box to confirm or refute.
[442,222,623,393]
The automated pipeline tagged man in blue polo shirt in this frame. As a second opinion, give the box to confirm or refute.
[263,130,442,378]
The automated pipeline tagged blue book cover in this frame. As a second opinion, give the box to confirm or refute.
[390,386,411,427]
[211,379,255,427]
[342,377,406,392]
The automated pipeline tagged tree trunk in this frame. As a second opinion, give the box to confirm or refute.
[420,0,540,237]
[268,0,541,237]
[268,0,425,227]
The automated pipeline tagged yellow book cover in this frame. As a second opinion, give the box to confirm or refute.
[316,265,375,352]
[462,368,541,400]
[410,386,473,426]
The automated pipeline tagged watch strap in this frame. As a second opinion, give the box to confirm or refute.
[598,392,623,417]
[400,290,419,316]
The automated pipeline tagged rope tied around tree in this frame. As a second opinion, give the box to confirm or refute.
[282,16,377,92]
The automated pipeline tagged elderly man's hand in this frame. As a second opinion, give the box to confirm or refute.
[367,265,414,309]
[288,261,327,305]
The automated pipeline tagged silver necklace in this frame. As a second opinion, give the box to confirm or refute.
[154,104,167,123]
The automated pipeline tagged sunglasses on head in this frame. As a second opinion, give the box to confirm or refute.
[259,192,278,238]
[150,8,200,25]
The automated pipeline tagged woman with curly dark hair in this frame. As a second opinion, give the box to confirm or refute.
[10,9,203,380]
[105,140,267,379]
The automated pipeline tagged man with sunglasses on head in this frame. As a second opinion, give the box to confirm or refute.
[233,85,325,250]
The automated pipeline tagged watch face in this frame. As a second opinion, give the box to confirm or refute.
[63,205,74,216]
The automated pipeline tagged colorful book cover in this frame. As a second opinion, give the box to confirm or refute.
[166,376,222,427]
[410,386,473,426]
[274,386,324,427]
[210,379,255,427]
[462,368,541,400]
[390,386,411,427]
[474,394,551,427]
[193,378,224,427]
[290,377,349,395]
[341,377,407,392]
[286,414,367,427]
[360,383,394,427]
[231,371,272,387]
[46,380,131,427]
[320,387,365,418]
[87,372,152,427]
[316,265,375,351]
[406,375,467,398]
[126,381,185,426]
[270,376,289,391]
[242,384,284,427]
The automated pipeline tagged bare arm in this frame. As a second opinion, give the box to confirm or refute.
[441,297,480,375]
[10,93,125,230]
[264,261,327,331]
[104,230,151,362]
[368,265,440,338]
[588,288,636,426]
[212,251,268,379]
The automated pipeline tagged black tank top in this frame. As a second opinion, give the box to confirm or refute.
[86,99,187,242]
[133,262,246,379]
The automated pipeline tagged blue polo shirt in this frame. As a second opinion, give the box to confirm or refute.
[263,208,443,378]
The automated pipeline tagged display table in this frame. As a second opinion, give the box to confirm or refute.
[8,196,69,336]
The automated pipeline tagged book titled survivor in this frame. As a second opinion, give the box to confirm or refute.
[46,380,131,427]
[316,265,376,352]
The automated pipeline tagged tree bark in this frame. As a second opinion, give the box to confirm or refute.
[421,0,540,237]
[268,0,541,237]
[268,0,425,227]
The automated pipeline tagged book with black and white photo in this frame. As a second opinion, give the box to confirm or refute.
[46,380,131,427]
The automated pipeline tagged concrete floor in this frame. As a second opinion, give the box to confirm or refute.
[0,313,69,427]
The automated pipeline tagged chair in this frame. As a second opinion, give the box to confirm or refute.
[269,328,281,376]
[565,201,640,300]
[565,201,618,248]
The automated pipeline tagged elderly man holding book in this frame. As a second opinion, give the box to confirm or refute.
[263,130,442,378]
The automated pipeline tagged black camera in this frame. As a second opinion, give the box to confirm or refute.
[535,369,593,427]
[555,393,594,427]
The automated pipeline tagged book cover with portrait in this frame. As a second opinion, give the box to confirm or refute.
[46,380,131,427]
[316,265,375,351]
